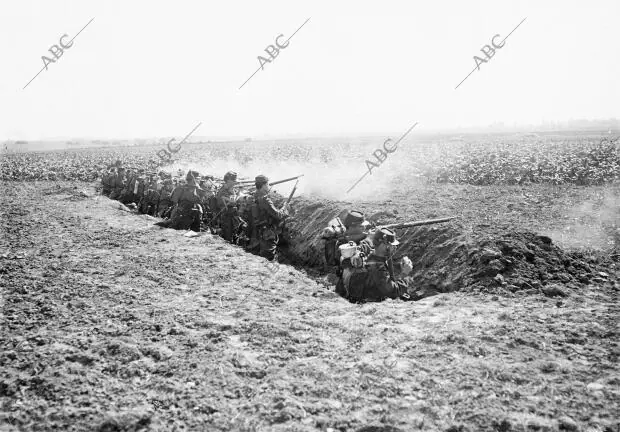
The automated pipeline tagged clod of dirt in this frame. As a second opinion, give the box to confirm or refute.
[558,416,579,431]
[356,426,406,432]
[542,284,568,297]
[96,411,153,432]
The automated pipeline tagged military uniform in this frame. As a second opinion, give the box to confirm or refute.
[109,169,126,200]
[168,173,202,230]
[101,170,114,195]
[141,178,159,215]
[336,229,416,302]
[120,171,140,205]
[254,175,288,261]
[157,180,174,217]
[216,172,240,242]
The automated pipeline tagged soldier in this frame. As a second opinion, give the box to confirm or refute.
[235,191,254,248]
[157,178,174,217]
[195,175,214,228]
[216,171,240,242]
[109,167,126,200]
[167,171,203,230]
[120,169,141,205]
[101,168,114,196]
[322,210,371,277]
[141,173,159,215]
[336,228,417,302]
[254,174,289,261]
[132,171,147,210]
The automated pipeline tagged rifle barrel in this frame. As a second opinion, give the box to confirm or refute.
[236,175,304,186]
[379,216,456,230]
[269,174,304,186]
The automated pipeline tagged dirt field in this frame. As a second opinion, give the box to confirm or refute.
[1,181,619,432]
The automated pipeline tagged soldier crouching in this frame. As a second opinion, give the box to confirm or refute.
[337,228,417,303]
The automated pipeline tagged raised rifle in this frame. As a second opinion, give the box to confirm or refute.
[285,179,299,205]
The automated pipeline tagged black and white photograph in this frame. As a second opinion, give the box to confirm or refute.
[1,0,618,431]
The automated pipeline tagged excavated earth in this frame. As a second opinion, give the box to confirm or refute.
[1,180,619,432]
[283,196,616,299]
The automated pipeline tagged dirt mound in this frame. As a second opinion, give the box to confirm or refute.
[284,197,607,295]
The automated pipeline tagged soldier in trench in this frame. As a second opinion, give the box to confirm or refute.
[156,171,203,230]
[336,228,423,303]
[109,167,126,201]
[215,171,240,241]
[253,174,289,261]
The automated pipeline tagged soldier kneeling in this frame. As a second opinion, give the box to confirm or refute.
[337,228,417,303]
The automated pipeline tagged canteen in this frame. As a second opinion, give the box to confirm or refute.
[339,241,358,259]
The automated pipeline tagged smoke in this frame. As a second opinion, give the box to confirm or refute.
[548,189,620,251]
[158,137,433,201]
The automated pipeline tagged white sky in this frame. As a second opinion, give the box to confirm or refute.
[0,0,618,140]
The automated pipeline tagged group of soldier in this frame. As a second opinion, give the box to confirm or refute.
[101,163,290,261]
[101,162,447,303]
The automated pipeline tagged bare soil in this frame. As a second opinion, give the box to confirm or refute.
[1,181,618,432]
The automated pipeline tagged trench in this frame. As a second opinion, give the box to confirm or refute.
[279,195,607,295]
[84,181,606,297]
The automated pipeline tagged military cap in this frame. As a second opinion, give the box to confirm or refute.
[344,210,365,227]
[375,228,400,246]
[255,174,269,185]
[224,171,238,181]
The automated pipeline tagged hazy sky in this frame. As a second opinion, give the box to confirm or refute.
[0,0,618,140]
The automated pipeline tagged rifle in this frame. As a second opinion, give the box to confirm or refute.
[377,216,456,230]
[270,175,304,187]
[236,174,304,188]
[285,179,299,205]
